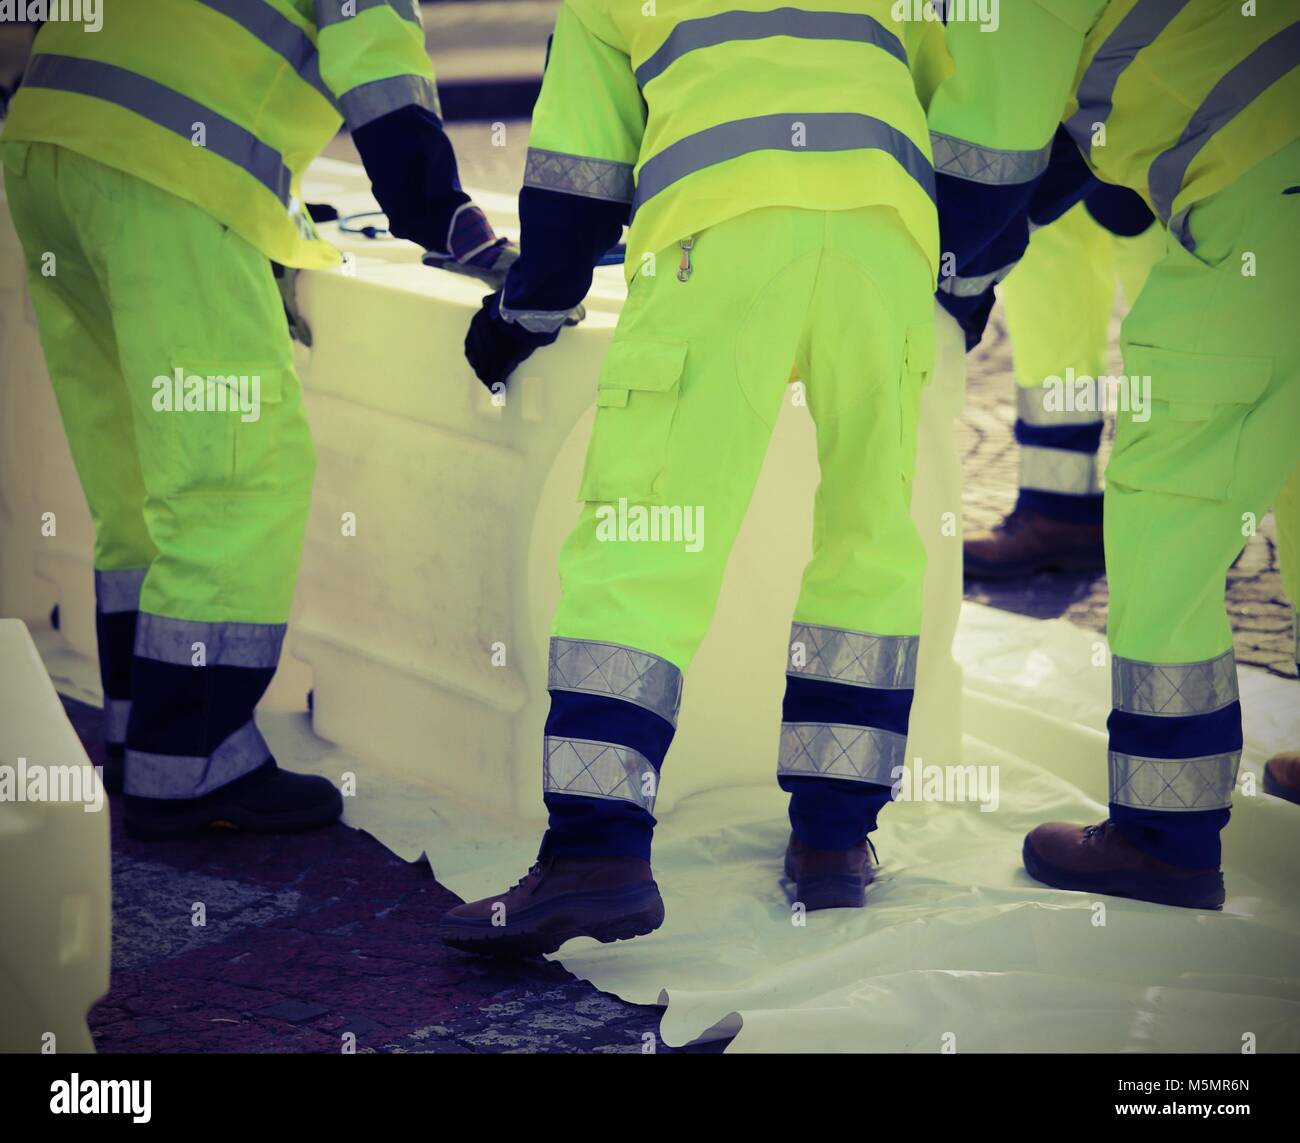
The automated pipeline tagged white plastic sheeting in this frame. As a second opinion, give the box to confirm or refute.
[244,601,1299,1054]
[28,601,1299,1051]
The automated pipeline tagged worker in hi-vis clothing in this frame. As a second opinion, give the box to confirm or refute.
[1,1,511,838]
[931,0,1300,909]
[963,187,1164,579]
[447,0,942,957]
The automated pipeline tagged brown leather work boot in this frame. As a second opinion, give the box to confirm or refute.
[1023,820,1224,910]
[438,855,664,958]
[783,832,876,910]
[964,507,1104,580]
[1264,753,1300,806]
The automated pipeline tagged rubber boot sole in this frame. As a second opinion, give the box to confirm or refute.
[125,788,344,840]
[439,881,665,959]
[1022,837,1224,910]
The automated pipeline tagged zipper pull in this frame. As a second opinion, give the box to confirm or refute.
[677,235,695,282]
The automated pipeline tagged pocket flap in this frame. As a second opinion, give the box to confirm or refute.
[596,340,687,407]
[1123,343,1272,408]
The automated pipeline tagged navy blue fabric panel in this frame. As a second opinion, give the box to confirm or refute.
[1108,702,1243,761]
[540,800,655,860]
[504,185,627,315]
[935,169,1036,275]
[1016,488,1104,523]
[780,774,892,850]
[352,104,471,254]
[544,688,676,768]
[1014,419,1105,453]
[782,674,913,737]
[1025,127,1096,229]
[96,610,138,701]
[128,658,276,756]
[1111,804,1229,868]
[539,690,675,860]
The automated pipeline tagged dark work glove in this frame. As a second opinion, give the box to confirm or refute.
[464,292,559,391]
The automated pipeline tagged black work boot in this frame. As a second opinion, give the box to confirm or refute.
[1023,820,1224,910]
[438,854,664,958]
[964,508,1105,579]
[124,760,343,839]
[784,832,876,910]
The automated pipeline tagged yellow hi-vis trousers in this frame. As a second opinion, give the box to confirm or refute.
[3,142,315,799]
[541,205,935,858]
[1103,139,1300,867]
[1000,201,1164,505]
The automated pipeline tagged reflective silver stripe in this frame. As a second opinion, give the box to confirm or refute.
[523,148,635,204]
[1150,21,1300,232]
[930,131,1051,186]
[1063,0,1191,157]
[1112,651,1238,717]
[135,614,286,669]
[105,699,131,744]
[316,0,420,28]
[24,54,292,204]
[788,624,917,690]
[125,720,271,798]
[197,0,337,108]
[636,8,907,89]
[94,568,147,614]
[1019,446,1100,496]
[499,301,572,335]
[548,637,682,727]
[635,113,935,215]
[338,73,440,130]
[777,722,906,785]
[1109,749,1238,812]
[1016,383,1105,427]
[937,263,1015,298]
[542,736,657,812]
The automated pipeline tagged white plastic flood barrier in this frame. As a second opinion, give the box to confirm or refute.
[0,157,967,822]
[0,619,110,1053]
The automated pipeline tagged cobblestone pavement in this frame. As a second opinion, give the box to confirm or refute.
[70,700,719,1054]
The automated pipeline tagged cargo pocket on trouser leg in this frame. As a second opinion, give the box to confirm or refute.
[1105,343,1274,661]
[1107,344,1272,502]
[899,321,934,483]
[578,339,687,504]
[157,362,288,495]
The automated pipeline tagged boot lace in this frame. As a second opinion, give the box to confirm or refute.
[509,862,543,892]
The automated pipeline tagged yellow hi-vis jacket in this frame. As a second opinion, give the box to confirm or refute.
[929,0,1300,249]
[527,1,946,285]
[1,0,440,268]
